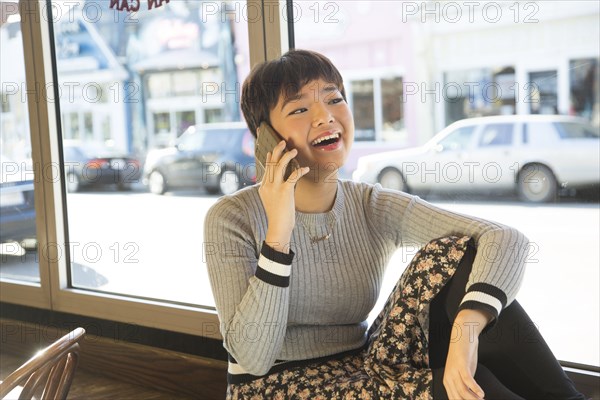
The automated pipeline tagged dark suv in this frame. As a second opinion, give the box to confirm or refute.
[0,158,36,250]
[143,124,257,195]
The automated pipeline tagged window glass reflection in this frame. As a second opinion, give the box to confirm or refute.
[50,0,250,306]
[478,124,513,147]
[294,0,599,367]
[0,1,40,283]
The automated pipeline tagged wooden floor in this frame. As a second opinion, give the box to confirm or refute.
[0,351,199,400]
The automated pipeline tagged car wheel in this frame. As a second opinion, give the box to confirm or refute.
[205,186,220,195]
[378,168,408,192]
[66,173,80,193]
[517,164,557,203]
[117,181,132,191]
[148,170,167,195]
[219,170,241,195]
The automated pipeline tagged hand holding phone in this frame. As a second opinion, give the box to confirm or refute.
[255,122,300,182]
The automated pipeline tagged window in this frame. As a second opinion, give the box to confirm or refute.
[478,124,513,147]
[529,71,558,115]
[69,113,80,140]
[173,71,198,96]
[554,122,600,139]
[147,69,220,98]
[0,1,40,288]
[204,108,223,123]
[83,112,93,141]
[350,79,375,141]
[570,58,599,120]
[444,67,516,125]
[524,122,560,146]
[175,111,196,138]
[44,0,250,307]
[294,0,599,368]
[437,126,476,151]
[381,77,405,142]
[178,129,240,153]
[1,92,10,113]
[147,73,171,98]
[153,112,170,136]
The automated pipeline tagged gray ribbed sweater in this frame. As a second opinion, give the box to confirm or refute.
[204,180,529,383]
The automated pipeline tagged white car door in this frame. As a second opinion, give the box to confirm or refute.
[468,122,519,190]
[414,125,478,191]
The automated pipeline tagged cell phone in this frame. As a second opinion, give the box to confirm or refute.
[255,121,300,182]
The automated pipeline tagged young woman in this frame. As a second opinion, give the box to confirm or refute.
[204,50,585,399]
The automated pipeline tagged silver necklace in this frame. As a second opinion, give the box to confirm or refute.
[298,218,335,244]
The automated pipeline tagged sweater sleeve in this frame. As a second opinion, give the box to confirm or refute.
[204,196,293,376]
[365,183,529,322]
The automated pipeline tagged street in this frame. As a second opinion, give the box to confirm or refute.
[1,186,598,367]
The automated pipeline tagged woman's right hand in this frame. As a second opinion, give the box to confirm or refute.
[259,140,310,253]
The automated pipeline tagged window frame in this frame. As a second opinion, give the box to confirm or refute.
[340,68,407,145]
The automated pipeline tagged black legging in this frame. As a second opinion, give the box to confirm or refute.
[428,241,586,400]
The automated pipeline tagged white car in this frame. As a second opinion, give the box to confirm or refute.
[352,115,600,202]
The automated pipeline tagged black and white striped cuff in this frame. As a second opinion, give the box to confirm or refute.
[227,353,289,384]
[255,242,294,287]
[458,282,507,321]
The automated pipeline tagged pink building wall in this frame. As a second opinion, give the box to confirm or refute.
[231,2,422,176]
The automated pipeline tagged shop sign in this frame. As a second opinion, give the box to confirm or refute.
[110,0,170,12]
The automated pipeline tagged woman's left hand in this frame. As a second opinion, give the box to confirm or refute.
[442,309,491,399]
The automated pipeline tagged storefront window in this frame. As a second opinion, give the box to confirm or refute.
[173,71,198,96]
[445,67,516,125]
[199,67,223,89]
[1,92,10,113]
[204,108,223,123]
[69,113,80,140]
[529,71,558,114]
[351,79,375,141]
[147,73,171,98]
[101,115,111,142]
[175,110,196,137]
[83,112,93,140]
[381,77,405,142]
[570,58,599,121]
[153,112,170,136]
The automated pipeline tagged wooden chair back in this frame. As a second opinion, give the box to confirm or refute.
[0,327,85,400]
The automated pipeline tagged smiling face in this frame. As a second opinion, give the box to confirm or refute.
[268,78,355,180]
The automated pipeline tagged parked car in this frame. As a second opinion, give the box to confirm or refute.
[143,123,257,195]
[63,141,142,192]
[352,115,600,202]
[0,158,37,249]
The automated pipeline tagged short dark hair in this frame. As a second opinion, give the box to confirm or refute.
[241,49,346,138]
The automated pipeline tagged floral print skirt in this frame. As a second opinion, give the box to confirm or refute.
[227,235,472,400]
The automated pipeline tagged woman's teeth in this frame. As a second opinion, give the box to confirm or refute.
[311,132,340,146]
